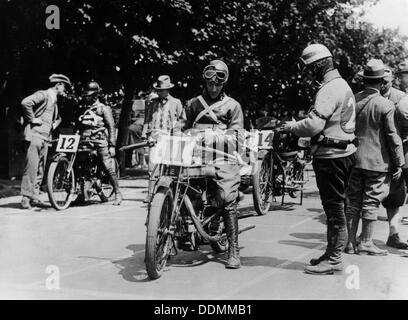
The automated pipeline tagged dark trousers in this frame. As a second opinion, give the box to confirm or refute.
[312,153,356,263]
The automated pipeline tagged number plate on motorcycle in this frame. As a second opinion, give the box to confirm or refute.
[56,135,80,153]
[258,130,274,147]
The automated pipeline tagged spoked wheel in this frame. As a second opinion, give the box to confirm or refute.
[287,161,305,199]
[145,188,173,280]
[252,155,274,215]
[99,158,120,202]
[47,157,75,210]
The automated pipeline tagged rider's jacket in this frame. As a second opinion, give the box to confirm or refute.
[289,69,357,159]
[78,100,116,147]
[184,91,244,131]
[184,91,244,166]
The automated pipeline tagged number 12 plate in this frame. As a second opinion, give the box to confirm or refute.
[56,135,80,153]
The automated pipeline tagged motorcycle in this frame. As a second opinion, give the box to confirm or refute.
[47,127,119,210]
[122,131,255,280]
[252,119,309,215]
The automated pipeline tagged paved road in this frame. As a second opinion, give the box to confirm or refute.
[1,170,408,299]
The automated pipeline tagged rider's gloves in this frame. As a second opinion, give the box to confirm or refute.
[281,120,296,133]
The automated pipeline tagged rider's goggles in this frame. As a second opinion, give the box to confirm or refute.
[203,67,228,84]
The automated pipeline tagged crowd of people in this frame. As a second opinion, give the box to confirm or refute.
[17,42,408,274]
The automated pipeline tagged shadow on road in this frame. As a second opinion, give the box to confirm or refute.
[240,256,305,271]
[113,241,317,283]
[112,244,150,282]
[290,232,326,241]
[0,202,24,210]
[278,240,325,250]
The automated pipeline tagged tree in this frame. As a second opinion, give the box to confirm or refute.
[1,0,407,149]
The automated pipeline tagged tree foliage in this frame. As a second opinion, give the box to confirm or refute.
[1,0,407,147]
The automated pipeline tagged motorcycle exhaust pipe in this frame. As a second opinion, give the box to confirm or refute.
[184,195,222,243]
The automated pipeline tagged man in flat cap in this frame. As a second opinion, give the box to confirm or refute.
[345,59,404,256]
[20,73,71,209]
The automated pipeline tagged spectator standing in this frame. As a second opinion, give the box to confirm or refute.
[345,59,404,256]
[20,74,71,209]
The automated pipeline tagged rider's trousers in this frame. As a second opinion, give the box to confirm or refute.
[213,164,241,212]
[98,145,120,194]
[312,153,356,263]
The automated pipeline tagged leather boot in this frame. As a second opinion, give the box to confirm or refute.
[224,208,241,269]
[386,233,408,250]
[358,219,387,256]
[21,196,31,209]
[345,213,360,254]
[105,162,122,206]
[310,253,329,266]
[304,260,343,275]
[358,241,388,256]
[113,192,123,206]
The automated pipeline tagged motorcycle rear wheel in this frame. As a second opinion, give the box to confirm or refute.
[145,187,173,280]
[47,157,75,211]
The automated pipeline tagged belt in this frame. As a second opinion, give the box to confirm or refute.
[314,136,358,150]
[194,123,227,130]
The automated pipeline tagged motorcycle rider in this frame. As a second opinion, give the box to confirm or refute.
[184,60,244,269]
[77,81,123,205]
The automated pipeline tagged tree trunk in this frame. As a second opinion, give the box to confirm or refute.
[116,68,136,171]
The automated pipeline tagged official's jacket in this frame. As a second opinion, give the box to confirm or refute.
[289,69,356,159]
[354,88,404,172]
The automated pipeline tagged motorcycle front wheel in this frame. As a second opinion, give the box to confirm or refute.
[145,187,173,280]
[252,154,273,215]
[47,157,76,210]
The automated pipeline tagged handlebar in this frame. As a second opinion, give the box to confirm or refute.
[119,140,155,152]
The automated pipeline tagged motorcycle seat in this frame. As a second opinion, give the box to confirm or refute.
[279,151,299,160]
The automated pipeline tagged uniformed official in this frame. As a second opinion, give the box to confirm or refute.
[380,66,408,249]
[20,74,70,209]
[184,60,244,269]
[282,44,357,275]
[345,59,405,256]
[77,81,123,205]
